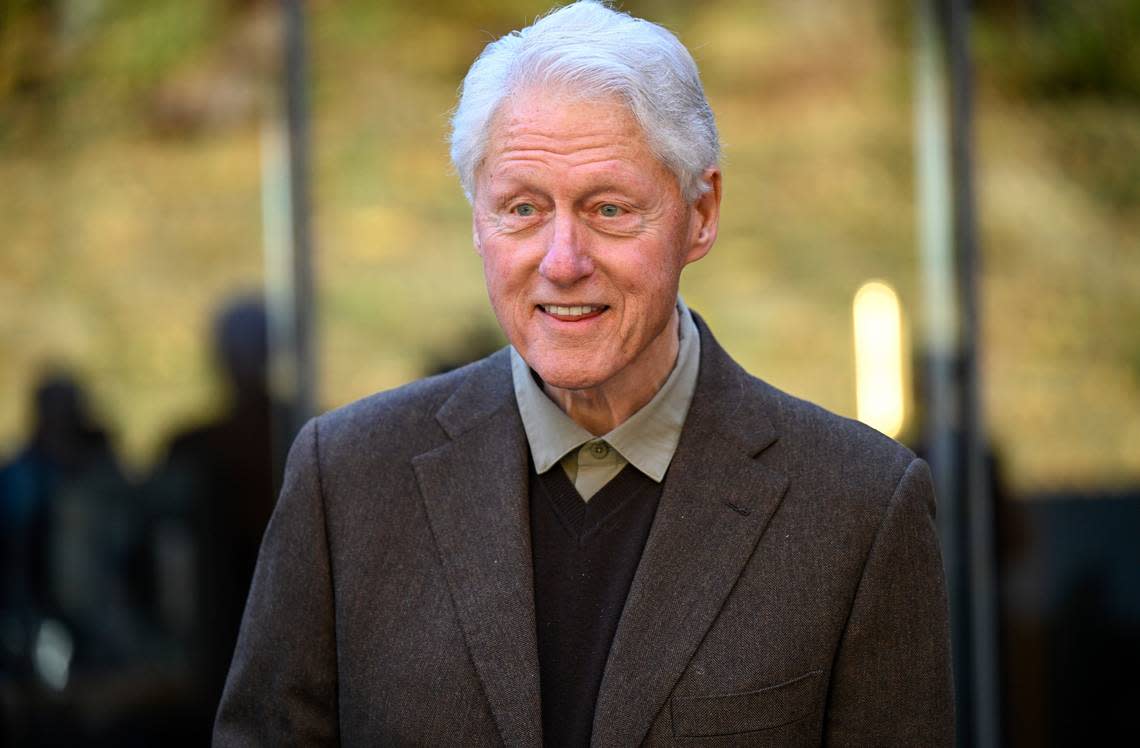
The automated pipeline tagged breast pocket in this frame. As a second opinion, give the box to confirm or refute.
[669,670,825,743]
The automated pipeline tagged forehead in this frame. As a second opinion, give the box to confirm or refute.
[493,88,641,142]
[480,87,670,185]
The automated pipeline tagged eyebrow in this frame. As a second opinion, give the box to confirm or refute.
[483,162,658,208]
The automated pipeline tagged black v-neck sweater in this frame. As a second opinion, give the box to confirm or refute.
[529,459,664,748]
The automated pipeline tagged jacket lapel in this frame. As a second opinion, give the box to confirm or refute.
[591,320,790,747]
[412,351,543,747]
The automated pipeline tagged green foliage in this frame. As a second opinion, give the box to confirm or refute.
[977,0,1140,102]
[1047,104,1140,216]
[85,0,221,91]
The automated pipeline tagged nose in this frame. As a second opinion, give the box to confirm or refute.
[538,212,593,286]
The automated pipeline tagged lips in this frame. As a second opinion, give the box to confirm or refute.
[539,303,608,321]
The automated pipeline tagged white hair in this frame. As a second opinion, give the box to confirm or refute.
[449,0,720,203]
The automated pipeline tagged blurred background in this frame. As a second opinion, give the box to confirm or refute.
[1,0,1137,745]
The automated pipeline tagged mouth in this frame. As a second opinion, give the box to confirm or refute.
[538,304,608,321]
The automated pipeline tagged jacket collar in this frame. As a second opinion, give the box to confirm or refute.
[590,312,788,747]
[415,314,789,747]
[414,348,543,745]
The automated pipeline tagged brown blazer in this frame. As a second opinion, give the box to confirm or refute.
[214,316,954,746]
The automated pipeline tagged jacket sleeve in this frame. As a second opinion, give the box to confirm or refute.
[823,457,955,746]
[213,418,340,747]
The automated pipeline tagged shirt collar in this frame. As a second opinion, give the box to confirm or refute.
[510,297,701,482]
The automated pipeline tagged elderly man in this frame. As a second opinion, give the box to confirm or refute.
[214,2,953,746]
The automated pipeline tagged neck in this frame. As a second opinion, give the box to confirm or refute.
[542,309,680,435]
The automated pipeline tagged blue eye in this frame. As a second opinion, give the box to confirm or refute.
[598,203,623,217]
[513,203,536,217]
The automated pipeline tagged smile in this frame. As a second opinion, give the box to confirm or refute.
[539,304,608,320]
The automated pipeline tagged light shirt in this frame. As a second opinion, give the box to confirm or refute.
[510,298,701,501]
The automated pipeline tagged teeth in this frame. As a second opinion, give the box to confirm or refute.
[543,304,603,317]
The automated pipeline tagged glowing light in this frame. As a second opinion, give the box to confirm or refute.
[853,281,906,438]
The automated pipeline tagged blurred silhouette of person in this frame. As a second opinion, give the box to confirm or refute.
[0,370,140,682]
[148,295,281,728]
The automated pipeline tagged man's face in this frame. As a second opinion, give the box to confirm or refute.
[472,88,720,393]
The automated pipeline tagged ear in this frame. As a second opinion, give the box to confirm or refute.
[683,167,722,266]
[472,213,484,257]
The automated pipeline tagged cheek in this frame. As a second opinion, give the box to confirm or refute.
[480,254,508,305]
[480,251,529,316]
[621,254,682,300]
[480,244,509,283]
[618,254,683,325]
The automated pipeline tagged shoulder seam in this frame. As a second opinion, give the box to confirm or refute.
[310,416,341,739]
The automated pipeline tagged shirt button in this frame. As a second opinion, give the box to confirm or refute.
[588,441,610,459]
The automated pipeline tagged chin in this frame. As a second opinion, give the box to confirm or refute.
[528,357,612,392]
[532,367,601,392]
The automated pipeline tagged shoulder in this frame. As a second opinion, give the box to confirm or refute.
[750,376,929,528]
[762,378,915,479]
[710,353,937,574]
[692,311,917,507]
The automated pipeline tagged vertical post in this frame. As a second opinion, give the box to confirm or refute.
[913,0,970,741]
[946,1,1000,745]
[281,0,316,435]
[262,0,315,490]
[915,0,1001,744]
